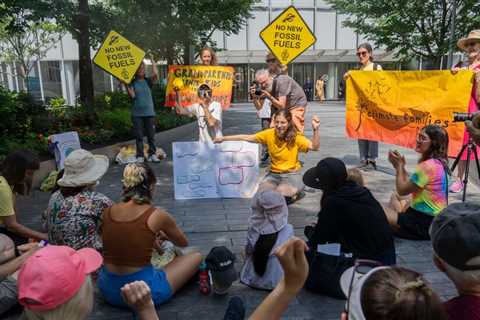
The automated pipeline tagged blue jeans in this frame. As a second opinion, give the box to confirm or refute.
[358,139,378,161]
[98,265,172,308]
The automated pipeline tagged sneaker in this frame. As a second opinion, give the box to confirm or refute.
[285,191,306,205]
[449,180,464,193]
[136,157,144,163]
[368,160,377,170]
[223,296,245,320]
[148,154,161,163]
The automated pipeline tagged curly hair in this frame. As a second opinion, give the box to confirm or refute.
[121,163,157,204]
[273,110,297,147]
[419,125,449,171]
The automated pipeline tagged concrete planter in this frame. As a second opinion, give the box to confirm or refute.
[32,121,196,188]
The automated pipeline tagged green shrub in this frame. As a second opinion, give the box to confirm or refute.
[97,108,133,138]
[94,92,131,110]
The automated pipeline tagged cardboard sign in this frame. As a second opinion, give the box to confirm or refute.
[93,30,145,84]
[165,65,235,110]
[49,131,81,170]
[260,6,316,65]
[345,70,474,157]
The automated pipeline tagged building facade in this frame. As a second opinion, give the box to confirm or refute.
[0,0,403,104]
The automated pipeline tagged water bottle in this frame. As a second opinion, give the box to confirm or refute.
[198,261,210,295]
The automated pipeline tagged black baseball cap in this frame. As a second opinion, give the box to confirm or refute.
[205,246,237,294]
[303,157,347,191]
[430,202,480,271]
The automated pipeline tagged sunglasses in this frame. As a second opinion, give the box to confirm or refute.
[266,58,277,63]
[465,42,478,48]
[345,259,383,317]
[356,51,369,57]
[416,134,430,142]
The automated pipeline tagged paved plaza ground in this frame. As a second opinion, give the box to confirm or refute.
[8,101,480,319]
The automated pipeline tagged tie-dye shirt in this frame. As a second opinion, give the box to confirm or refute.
[410,159,448,216]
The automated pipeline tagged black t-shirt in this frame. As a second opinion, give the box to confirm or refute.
[307,181,394,259]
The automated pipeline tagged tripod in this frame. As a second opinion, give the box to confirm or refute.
[450,138,480,202]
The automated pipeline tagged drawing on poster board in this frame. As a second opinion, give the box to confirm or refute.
[173,141,259,199]
[49,131,81,170]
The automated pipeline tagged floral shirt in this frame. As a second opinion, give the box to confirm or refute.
[44,190,112,251]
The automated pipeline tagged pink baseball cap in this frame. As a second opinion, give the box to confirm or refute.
[18,245,102,311]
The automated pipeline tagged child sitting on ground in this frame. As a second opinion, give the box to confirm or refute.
[240,189,294,290]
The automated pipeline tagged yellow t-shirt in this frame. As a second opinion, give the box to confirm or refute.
[0,176,14,224]
[360,62,383,71]
[255,128,310,173]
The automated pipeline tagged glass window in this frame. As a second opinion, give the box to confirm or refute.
[248,10,269,51]
[40,61,62,101]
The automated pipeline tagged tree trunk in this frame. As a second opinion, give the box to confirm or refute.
[77,0,94,113]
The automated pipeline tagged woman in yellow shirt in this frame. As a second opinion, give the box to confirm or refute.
[215,110,320,203]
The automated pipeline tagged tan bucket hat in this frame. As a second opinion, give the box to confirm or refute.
[57,149,109,187]
[457,30,480,50]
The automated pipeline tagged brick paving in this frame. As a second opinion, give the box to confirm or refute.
[8,101,480,319]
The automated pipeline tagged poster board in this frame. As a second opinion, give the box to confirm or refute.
[49,131,81,170]
[173,141,259,199]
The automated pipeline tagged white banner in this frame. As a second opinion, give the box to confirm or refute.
[173,141,259,199]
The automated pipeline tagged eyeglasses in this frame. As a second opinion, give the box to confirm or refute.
[345,259,383,317]
[356,51,369,57]
[266,58,277,63]
[465,42,478,48]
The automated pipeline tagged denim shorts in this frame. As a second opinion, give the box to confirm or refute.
[98,265,173,308]
[263,171,305,192]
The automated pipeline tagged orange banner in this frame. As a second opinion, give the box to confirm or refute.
[346,70,474,157]
[165,65,234,110]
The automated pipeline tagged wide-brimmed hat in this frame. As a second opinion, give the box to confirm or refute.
[249,189,288,235]
[57,149,109,187]
[457,30,480,50]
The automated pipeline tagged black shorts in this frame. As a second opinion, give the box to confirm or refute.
[396,207,434,240]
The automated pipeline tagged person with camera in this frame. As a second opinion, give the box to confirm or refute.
[449,30,480,193]
[253,68,308,133]
[174,83,223,143]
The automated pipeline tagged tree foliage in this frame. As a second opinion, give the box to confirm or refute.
[0,15,63,91]
[327,0,480,65]
[107,0,255,64]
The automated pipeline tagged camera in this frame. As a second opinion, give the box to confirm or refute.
[252,81,263,96]
[197,84,212,99]
[453,112,474,122]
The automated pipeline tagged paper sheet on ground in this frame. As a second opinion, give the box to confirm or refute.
[173,141,259,199]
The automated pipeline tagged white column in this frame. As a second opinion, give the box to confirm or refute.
[5,64,14,91]
[37,60,45,102]
[327,62,336,99]
[60,59,69,102]
[64,61,76,105]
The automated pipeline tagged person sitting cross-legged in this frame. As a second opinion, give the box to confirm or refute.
[97,163,202,308]
[215,110,320,204]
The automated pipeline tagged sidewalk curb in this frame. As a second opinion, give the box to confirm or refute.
[33,121,196,188]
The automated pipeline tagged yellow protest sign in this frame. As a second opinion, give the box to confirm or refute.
[260,6,316,65]
[165,65,235,110]
[93,30,145,84]
[345,70,475,157]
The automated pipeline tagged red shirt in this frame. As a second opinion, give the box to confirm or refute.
[444,295,480,320]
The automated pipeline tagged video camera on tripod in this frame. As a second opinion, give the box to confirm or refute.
[451,112,480,201]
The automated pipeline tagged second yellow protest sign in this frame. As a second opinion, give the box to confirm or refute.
[260,6,316,65]
[93,30,145,84]
[345,70,474,157]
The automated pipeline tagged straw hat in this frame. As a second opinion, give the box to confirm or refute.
[57,149,109,187]
[457,30,480,50]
